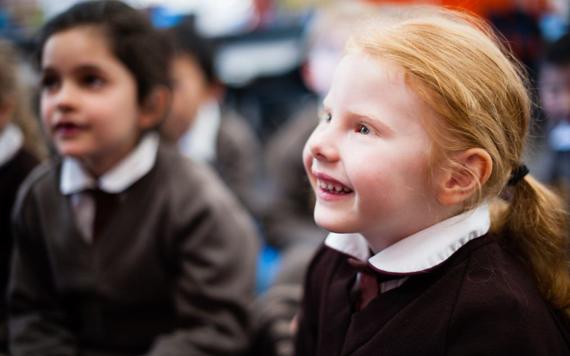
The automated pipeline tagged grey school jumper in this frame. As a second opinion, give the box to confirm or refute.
[8,143,259,356]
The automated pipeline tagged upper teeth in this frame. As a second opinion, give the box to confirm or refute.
[318,180,350,193]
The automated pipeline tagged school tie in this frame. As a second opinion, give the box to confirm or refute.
[347,257,400,311]
[91,188,117,240]
[347,258,379,311]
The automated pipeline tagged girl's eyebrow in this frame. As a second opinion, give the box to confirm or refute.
[42,63,104,74]
[322,96,396,135]
[73,64,105,74]
[349,109,395,135]
[40,65,57,74]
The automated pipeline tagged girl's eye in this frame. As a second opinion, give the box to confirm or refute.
[82,74,105,88]
[357,124,370,135]
[40,74,59,91]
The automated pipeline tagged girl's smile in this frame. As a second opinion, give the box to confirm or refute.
[304,53,446,250]
[313,169,354,201]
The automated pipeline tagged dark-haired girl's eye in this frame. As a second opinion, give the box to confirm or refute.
[40,74,60,92]
[82,74,105,89]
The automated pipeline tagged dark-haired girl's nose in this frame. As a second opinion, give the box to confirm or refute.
[53,82,78,113]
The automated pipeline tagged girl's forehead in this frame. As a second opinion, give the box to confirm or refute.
[41,26,120,69]
[327,53,412,102]
[42,26,111,66]
[343,52,406,82]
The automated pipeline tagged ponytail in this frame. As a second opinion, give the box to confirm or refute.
[496,175,570,315]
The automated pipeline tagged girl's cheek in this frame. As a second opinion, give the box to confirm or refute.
[302,146,313,175]
[39,100,51,126]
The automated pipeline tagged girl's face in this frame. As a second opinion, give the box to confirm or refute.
[303,53,444,250]
[539,64,570,123]
[40,26,150,177]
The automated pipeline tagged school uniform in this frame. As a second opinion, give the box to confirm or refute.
[178,100,261,215]
[295,204,570,356]
[0,124,39,353]
[8,133,260,356]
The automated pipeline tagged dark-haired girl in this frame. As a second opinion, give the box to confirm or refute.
[8,1,258,355]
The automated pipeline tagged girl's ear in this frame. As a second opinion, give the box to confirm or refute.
[436,148,493,206]
[139,86,171,130]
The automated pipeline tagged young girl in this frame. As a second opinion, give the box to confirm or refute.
[295,7,570,355]
[161,19,261,216]
[8,1,259,355]
[0,39,44,354]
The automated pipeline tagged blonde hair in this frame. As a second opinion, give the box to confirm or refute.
[0,39,46,159]
[348,7,570,315]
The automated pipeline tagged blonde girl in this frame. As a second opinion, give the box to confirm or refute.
[296,7,570,355]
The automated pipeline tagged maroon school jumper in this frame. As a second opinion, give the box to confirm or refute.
[295,234,570,355]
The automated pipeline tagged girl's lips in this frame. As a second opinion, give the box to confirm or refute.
[312,171,354,200]
[53,122,85,138]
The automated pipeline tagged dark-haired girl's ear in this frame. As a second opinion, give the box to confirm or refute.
[138,86,172,130]
[436,148,493,206]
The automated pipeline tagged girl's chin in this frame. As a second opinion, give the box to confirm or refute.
[314,213,356,234]
[56,146,84,158]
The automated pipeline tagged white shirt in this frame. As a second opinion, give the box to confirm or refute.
[59,133,159,243]
[178,100,221,163]
[0,123,24,167]
[324,203,491,293]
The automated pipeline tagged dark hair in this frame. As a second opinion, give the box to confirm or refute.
[543,32,570,67]
[35,0,172,104]
[166,17,217,85]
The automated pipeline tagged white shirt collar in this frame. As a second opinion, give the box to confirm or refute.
[0,123,24,167]
[178,99,221,163]
[60,132,159,194]
[324,203,491,274]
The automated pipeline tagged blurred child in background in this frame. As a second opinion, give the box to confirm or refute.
[8,1,259,355]
[161,19,262,216]
[0,38,44,355]
[538,31,570,209]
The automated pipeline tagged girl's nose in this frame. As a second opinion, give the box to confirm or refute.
[307,126,339,162]
[53,82,77,113]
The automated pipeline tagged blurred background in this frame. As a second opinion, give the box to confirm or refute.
[3,0,570,305]
[0,0,568,143]
[3,0,570,310]
[2,2,570,355]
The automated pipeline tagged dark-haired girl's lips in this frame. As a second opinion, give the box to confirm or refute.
[53,122,85,137]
